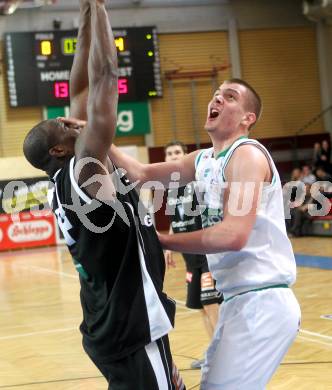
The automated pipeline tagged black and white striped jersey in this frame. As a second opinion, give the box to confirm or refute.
[167,183,207,269]
[48,157,175,363]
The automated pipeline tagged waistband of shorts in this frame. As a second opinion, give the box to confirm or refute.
[224,284,289,303]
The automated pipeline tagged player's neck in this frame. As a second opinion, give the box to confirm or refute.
[212,132,248,158]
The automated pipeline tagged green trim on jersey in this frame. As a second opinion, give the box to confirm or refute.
[74,259,89,280]
[195,150,204,169]
[215,136,248,159]
[224,284,289,302]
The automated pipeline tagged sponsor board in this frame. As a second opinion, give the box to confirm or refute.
[0,211,56,251]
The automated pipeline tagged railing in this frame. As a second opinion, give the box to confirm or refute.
[295,105,332,136]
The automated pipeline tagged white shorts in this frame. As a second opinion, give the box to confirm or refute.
[201,287,301,390]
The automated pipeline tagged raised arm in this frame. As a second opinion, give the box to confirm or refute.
[109,144,198,187]
[159,145,272,254]
[75,0,118,168]
[69,0,91,120]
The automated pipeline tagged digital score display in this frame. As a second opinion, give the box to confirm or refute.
[5,27,162,107]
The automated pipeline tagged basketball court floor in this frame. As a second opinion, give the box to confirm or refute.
[0,236,331,389]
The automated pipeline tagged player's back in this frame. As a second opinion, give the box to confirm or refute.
[49,157,175,362]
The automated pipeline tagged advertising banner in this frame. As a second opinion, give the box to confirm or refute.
[46,102,151,136]
[0,211,56,250]
[0,176,58,251]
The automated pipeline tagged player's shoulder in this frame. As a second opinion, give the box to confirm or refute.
[194,147,213,168]
[232,141,268,162]
[226,142,272,181]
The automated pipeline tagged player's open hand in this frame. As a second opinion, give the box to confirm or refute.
[57,117,87,128]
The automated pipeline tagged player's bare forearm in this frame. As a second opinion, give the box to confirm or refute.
[109,145,146,182]
[109,145,198,187]
[88,0,117,87]
[158,219,249,254]
[76,0,118,163]
[69,0,91,119]
[74,0,118,196]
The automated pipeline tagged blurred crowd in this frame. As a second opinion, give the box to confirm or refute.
[284,139,332,237]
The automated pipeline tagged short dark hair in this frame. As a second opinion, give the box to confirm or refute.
[23,120,58,176]
[164,140,187,154]
[224,78,262,129]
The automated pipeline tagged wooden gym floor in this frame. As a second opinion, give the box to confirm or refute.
[0,236,331,389]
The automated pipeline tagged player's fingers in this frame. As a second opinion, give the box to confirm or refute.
[168,252,176,268]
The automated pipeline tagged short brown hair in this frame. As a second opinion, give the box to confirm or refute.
[224,78,262,129]
[164,140,187,154]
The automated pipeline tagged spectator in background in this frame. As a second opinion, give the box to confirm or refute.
[289,167,303,201]
[321,140,332,173]
[283,168,304,233]
[288,183,313,237]
[312,142,322,169]
[302,165,316,185]
[315,166,332,182]
[290,167,303,181]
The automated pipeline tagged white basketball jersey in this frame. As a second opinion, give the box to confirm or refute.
[195,137,296,299]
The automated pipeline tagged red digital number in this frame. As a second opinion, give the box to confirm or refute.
[54,82,69,99]
[118,78,128,94]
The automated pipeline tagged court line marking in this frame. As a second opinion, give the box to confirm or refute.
[297,335,332,348]
[320,315,332,321]
[19,264,78,279]
[0,375,103,389]
[0,317,82,331]
[300,329,332,341]
[0,327,77,341]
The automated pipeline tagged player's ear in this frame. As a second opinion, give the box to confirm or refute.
[241,112,256,128]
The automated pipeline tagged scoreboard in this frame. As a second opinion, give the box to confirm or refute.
[4,27,162,107]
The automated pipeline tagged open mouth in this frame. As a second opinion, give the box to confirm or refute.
[209,108,220,120]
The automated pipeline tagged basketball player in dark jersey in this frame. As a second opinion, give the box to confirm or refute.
[23,1,184,389]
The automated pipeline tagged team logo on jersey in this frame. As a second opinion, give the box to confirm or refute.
[143,214,153,227]
[203,169,211,178]
[201,207,222,228]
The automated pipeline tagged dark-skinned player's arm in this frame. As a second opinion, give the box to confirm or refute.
[108,144,199,188]
[74,0,118,198]
[69,0,91,121]
[158,145,272,254]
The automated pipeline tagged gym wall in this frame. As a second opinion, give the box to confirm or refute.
[150,31,230,147]
[239,26,323,139]
[0,25,323,156]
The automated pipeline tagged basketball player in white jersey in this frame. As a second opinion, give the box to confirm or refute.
[109,78,301,389]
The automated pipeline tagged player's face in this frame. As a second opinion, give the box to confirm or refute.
[47,118,82,156]
[204,82,250,136]
[165,145,186,162]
